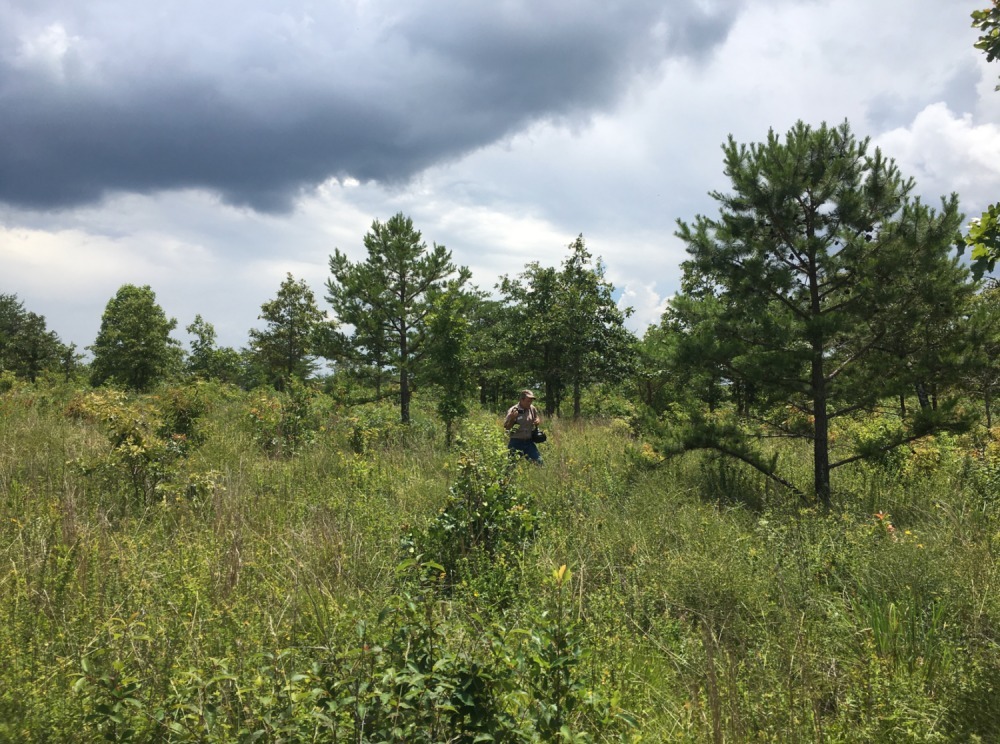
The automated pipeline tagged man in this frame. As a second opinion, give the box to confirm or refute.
[504,389,543,463]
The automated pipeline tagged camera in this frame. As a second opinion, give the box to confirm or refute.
[516,408,525,414]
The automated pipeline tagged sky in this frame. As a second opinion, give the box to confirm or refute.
[3,0,1000,353]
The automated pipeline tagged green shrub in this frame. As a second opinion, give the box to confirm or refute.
[244,381,321,457]
[345,400,408,454]
[403,422,538,606]
[67,390,182,506]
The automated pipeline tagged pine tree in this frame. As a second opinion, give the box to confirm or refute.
[326,213,468,423]
[670,120,974,506]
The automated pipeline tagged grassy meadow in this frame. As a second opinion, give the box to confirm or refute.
[2,378,1000,742]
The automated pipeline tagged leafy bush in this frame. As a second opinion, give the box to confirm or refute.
[0,369,20,394]
[244,381,321,457]
[403,422,538,606]
[345,401,407,454]
[67,390,183,505]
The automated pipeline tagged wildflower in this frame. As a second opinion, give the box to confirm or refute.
[874,511,897,539]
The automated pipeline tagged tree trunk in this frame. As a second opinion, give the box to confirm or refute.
[809,245,831,509]
[915,383,931,410]
[573,379,582,419]
[812,355,831,508]
[399,329,410,424]
[373,347,384,399]
[544,379,556,417]
[986,385,993,430]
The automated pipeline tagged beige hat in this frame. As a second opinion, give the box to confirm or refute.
[519,389,536,400]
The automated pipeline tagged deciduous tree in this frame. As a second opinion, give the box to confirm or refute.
[89,285,182,391]
[499,263,563,413]
[423,282,477,445]
[499,236,635,417]
[466,296,520,408]
[968,3,1000,276]
[185,314,243,384]
[558,236,636,418]
[0,293,71,382]
[248,274,327,391]
[963,282,1000,428]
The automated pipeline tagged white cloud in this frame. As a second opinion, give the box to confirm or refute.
[13,23,78,80]
[2,222,213,350]
[876,103,1000,213]
[619,282,671,332]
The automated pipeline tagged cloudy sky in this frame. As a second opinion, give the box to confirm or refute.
[3,0,999,352]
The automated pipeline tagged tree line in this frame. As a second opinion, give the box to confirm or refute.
[2,223,635,428]
[4,123,1000,507]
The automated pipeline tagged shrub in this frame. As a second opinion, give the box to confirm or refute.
[345,400,408,454]
[245,381,320,457]
[403,422,538,606]
[68,390,181,505]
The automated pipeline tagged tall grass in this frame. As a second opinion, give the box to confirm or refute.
[1,379,999,741]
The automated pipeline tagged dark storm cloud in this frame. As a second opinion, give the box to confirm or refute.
[0,0,746,212]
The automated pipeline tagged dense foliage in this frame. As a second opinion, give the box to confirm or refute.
[0,293,77,383]
[668,120,973,506]
[185,315,243,385]
[968,1,1000,276]
[88,284,182,392]
[249,273,328,392]
[499,236,635,418]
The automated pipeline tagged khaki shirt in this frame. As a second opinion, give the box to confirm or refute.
[505,404,540,440]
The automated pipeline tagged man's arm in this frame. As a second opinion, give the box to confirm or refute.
[503,407,519,430]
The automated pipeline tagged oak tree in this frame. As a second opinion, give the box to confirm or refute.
[422,282,478,445]
[968,3,1000,276]
[89,285,182,391]
[248,274,327,391]
[185,314,243,384]
[499,236,635,417]
[0,293,72,382]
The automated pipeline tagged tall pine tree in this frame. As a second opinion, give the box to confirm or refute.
[326,213,468,423]
[670,120,974,506]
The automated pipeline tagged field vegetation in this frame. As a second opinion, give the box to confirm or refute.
[2,376,999,742]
